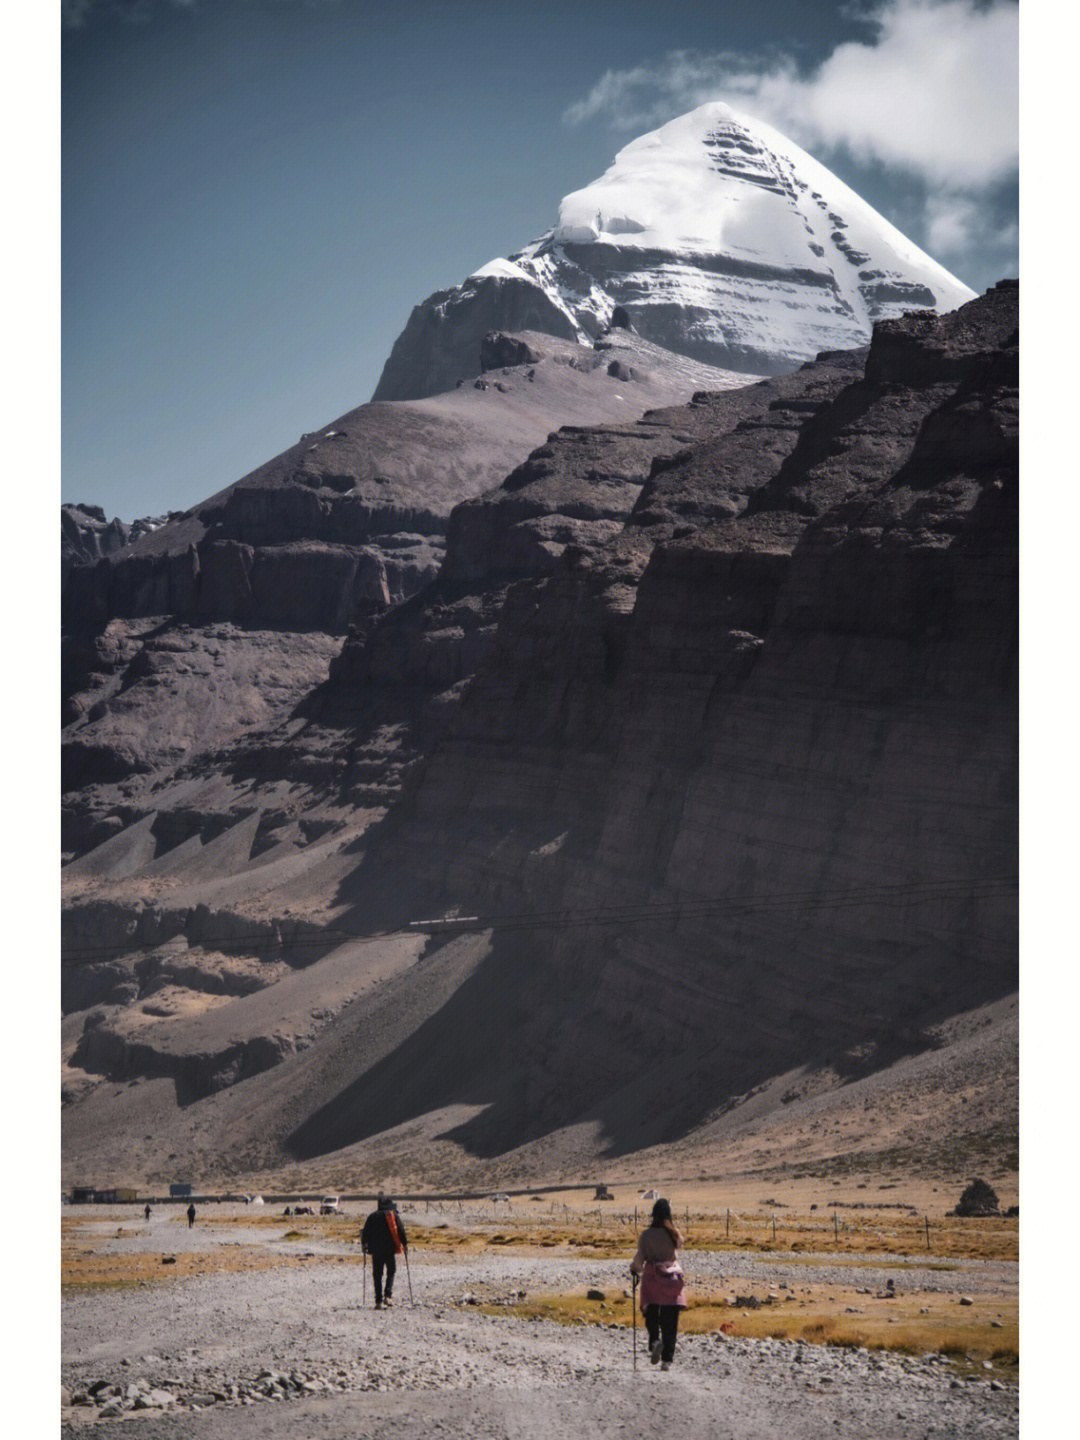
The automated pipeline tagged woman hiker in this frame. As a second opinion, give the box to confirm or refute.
[629,1198,687,1369]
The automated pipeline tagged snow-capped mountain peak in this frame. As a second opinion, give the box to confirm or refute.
[551,103,972,328]
[373,102,976,402]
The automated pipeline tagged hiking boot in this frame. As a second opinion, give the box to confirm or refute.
[660,1360,672,1371]
[650,1340,662,1365]
[383,1297,393,1308]
[374,1301,383,1310]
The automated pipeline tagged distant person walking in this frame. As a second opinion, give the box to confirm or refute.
[187,1203,196,1229]
[630,1198,687,1370]
[144,1204,152,1223]
[361,1196,407,1310]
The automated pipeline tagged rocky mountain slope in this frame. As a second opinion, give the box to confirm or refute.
[62,283,1017,1190]
[374,102,975,402]
[62,324,745,822]
[64,326,741,635]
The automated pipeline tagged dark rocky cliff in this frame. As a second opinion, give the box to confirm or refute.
[61,284,1017,1184]
[288,283,1016,1160]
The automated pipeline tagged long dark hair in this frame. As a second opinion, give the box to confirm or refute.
[650,1198,673,1227]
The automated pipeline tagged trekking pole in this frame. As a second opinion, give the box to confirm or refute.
[631,1272,638,1372]
[362,1249,367,1308]
[405,1249,415,1305]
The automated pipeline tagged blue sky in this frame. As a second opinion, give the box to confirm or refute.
[62,0,1018,519]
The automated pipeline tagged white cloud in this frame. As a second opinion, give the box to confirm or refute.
[924,192,981,255]
[565,1,1018,191]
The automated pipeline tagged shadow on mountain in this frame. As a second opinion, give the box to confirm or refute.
[285,913,1016,1165]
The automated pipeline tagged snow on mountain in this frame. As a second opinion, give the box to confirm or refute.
[374,102,976,402]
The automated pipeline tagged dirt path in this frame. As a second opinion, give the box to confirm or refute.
[62,1251,1016,1439]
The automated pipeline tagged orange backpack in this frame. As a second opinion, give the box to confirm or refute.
[384,1210,403,1254]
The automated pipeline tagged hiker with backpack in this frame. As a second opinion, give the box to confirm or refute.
[629,1198,687,1370]
[361,1196,408,1310]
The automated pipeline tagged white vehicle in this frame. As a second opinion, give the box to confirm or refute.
[320,1196,340,1215]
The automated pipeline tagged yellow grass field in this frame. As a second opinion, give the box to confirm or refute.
[483,1288,1017,1374]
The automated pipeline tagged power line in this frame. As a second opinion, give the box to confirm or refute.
[59,875,1017,970]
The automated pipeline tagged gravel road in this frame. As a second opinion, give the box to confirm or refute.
[62,1242,1017,1439]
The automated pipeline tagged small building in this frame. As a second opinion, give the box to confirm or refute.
[169,1183,193,1198]
[71,1185,138,1203]
[593,1183,613,1201]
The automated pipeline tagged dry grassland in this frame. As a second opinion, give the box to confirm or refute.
[483,1289,1017,1373]
[61,1212,368,1290]
[61,1243,366,1289]
[61,1206,1018,1270]
[486,1220,1015,1264]
[405,1209,1017,1265]
[70,1206,1017,1262]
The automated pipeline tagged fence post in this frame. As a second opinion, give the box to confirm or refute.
[726,1208,730,1238]
[834,1211,839,1242]
[925,1215,930,1251]
[772,1213,776,1242]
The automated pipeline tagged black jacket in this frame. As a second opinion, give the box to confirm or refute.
[361,1207,407,1258]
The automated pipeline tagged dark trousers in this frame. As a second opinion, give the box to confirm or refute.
[644,1303,680,1362]
[372,1253,396,1305]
